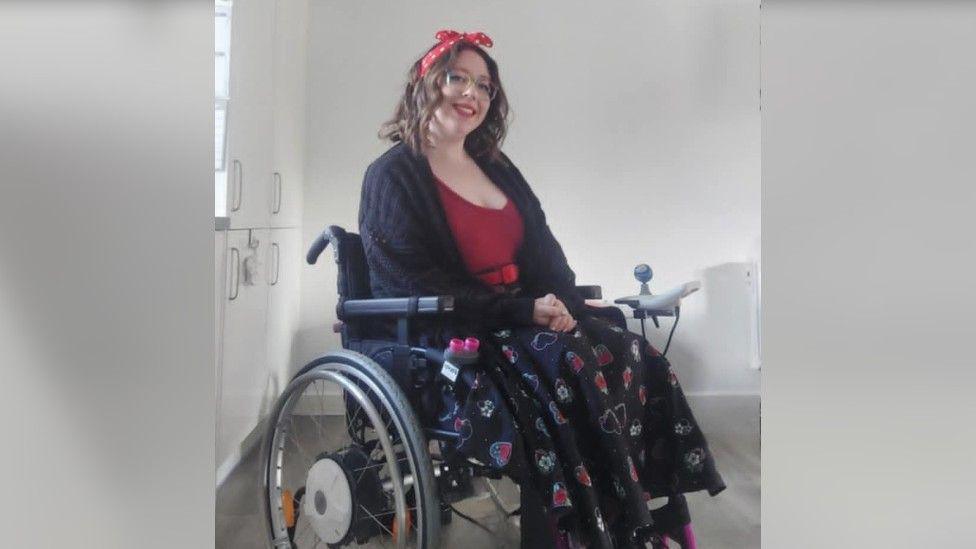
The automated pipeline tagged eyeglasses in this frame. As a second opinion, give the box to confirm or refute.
[444,70,498,101]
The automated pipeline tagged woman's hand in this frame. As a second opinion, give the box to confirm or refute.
[532,294,561,327]
[549,298,577,332]
[533,293,577,333]
[549,313,577,333]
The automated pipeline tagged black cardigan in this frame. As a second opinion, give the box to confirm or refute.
[358,142,588,340]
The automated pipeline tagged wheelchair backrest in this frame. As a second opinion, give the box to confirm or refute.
[324,225,373,302]
[307,225,378,345]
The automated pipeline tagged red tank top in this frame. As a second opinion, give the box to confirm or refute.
[433,176,524,280]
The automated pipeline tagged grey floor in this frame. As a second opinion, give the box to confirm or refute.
[216,394,759,548]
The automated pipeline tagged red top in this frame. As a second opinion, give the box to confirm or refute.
[433,176,524,282]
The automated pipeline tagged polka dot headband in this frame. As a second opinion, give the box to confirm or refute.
[418,29,494,78]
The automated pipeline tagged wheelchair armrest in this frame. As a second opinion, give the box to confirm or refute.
[575,285,602,300]
[585,302,627,331]
[338,296,455,319]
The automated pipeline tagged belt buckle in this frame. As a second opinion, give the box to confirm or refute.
[500,264,519,284]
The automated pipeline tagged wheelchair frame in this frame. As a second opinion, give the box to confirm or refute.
[261,225,626,549]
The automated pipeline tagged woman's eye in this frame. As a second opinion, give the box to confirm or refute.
[446,73,464,84]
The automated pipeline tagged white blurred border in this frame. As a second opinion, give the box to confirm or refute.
[0,2,214,547]
[762,0,976,546]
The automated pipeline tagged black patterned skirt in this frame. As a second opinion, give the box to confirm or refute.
[431,315,725,548]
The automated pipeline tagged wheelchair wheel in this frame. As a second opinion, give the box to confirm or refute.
[261,350,440,549]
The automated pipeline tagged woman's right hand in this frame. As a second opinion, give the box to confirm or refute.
[532,294,561,326]
[533,293,577,332]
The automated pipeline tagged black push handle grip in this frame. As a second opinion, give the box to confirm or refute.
[306,225,347,265]
[306,234,329,265]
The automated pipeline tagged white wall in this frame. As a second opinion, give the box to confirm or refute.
[298,0,760,394]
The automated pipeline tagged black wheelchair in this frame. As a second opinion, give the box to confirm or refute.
[261,225,658,549]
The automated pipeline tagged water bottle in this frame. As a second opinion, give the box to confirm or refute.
[440,337,480,383]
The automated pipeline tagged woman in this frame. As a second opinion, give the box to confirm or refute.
[359,30,724,548]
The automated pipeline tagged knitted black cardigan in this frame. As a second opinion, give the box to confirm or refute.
[358,142,588,341]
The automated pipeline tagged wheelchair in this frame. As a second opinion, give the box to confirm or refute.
[260,225,695,549]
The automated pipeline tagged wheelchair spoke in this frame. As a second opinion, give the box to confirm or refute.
[358,504,395,540]
[348,396,365,433]
[350,461,388,474]
[306,391,330,446]
[307,412,329,450]
[369,506,418,519]
[316,379,327,417]
[356,457,384,486]
[286,417,316,466]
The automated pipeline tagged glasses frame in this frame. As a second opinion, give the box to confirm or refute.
[443,70,498,101]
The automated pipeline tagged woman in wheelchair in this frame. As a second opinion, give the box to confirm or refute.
[263,30,723,549]
[365,30,724,546]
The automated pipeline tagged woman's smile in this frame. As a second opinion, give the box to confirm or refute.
[452,102,478,118]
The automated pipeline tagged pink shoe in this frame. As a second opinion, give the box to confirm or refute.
[664,524,697,549]
[549,515,575,549]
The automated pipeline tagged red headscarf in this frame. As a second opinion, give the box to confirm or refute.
[418,29,494,77]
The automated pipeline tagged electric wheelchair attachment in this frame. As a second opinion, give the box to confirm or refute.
[613,264,701,357]
[261,225,697,549]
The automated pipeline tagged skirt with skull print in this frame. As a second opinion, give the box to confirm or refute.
[431,314,726,548]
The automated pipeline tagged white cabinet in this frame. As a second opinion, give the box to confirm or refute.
[224,0,306,230]
[225,0,276,229]
[216,0,308,483]
[216,228,303,481]
[265,228,303,391]
[215,230,227,453]
[217,229,271,471]
[270,0,307,228]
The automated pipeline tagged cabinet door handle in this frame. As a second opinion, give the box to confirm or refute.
[231,159,243,212]
[228,247,240,300]
[272,172,282,214]
[270,242,280,285]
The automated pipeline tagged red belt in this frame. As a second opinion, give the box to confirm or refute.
[476,263,519,287]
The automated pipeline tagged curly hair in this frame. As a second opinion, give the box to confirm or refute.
[378,40,511,165]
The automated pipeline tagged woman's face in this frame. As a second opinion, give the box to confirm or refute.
[430,49,492,142]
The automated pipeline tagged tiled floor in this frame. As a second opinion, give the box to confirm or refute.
[216,395,759,548]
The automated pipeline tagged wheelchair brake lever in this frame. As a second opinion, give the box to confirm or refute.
[414,346,445,366]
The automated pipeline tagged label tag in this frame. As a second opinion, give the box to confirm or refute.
[440,361,459,383]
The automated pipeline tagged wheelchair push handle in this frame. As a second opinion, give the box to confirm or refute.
[306,225,346,265]
[306,234,328,264]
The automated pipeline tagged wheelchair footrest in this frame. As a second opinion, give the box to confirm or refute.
[435,461,477,503]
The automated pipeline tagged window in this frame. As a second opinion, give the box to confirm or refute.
[215,1,232,217]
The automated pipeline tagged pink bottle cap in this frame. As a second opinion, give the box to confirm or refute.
[463,337,480,352]
[449,338,465,352]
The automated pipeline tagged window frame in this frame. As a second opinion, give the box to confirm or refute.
[215,2,232,173]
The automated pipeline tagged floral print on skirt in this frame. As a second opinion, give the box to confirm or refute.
[432,315,726,548]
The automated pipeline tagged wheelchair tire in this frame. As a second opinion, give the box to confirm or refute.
[261,350,440,549]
